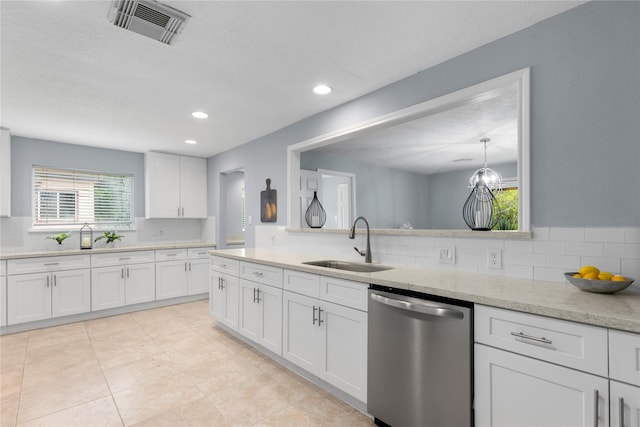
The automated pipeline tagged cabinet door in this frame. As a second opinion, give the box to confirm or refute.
[1,274,6,327]
[209,272,226,322]
[145,152,180,218]
[259,284,283,355]
[187,258,209,295]
[611,381,640,427]
[238,279,260,343]
[320,301,367,402]
[155,260,188,300]
[51,269,90,318]
[282,291,322,374]
[125,262,156,305]
[7,273,51,324]
[475,343,609,427]
[91,266,125,311]
[179,156,207,218]
[222,273,239,330]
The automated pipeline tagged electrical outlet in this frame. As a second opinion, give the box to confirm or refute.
[438,247,456,264]
[487,248,502,269]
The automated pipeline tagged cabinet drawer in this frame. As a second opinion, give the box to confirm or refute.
[320,276,367,311]
[155,249,188,262]
[188,247,212,260]
[91,251,155,268]
[8,255,90,275]
[283,269,320,298]
[609,329,640,386]
[211,256,240,275]
[475,305,608,376]
[240,262,283,288]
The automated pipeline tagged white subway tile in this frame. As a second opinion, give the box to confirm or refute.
[532,227,549,241]
[621,259,640,276]
[533,267,567,283]
[513,252,546,267]
[546,255,580,270]
[585,228,626,243]
[505,240,533,253]
[533,240,565,255]
[625,228,640,243]
[565,242,604,257]
[504,265,533,279]
[549,227,584,242]
[604,243,640,259]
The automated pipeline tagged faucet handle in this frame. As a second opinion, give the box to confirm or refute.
[354,247,366,257]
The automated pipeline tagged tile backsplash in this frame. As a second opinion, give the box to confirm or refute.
[255,226,640,284]
[0,216,216,253]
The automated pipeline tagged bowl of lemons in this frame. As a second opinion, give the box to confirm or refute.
[565,266,634,294]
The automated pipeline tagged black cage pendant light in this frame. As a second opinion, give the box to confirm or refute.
[463,138,501,231]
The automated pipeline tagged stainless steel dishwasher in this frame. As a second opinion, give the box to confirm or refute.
[368,286,473,427]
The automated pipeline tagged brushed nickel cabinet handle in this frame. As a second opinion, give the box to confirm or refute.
[318,307,324,326]
[593,389,599,427]
[312,306,318,325]
[44,262,59,266]
[126,267,130,278]
[510,331,552,345]
[46,276,50,287]
[256,288,261,303]
[619,396,624,427]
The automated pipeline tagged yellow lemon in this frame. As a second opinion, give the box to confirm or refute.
[579,265,600,276]
[582,272,599,280]
[572,273,582,278]
[611,275,628,282]
[598,272,613,281]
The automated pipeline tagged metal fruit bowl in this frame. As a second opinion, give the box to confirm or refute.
[564,272,635,294]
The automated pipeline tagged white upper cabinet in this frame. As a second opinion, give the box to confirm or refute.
[145,152,207,219]
[0,128,11,218]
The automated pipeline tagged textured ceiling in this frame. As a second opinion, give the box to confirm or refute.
[0,1,583,158]
[312,84,518,175]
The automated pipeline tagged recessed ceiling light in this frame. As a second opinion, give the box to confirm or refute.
[185,139,197,144]
[191,111,208,119]
[313,84,332,95]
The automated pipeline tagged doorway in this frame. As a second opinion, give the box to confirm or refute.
[220,169,245,248]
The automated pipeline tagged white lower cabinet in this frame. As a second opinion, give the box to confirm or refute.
[283,289,367,402]
[187,258,209,295]
[475,343,608,427]
[610,380,640,427]
[7,269,91,324]
[238,279,282,355]
[475,305,640,427]
[91,263,155,310]
[156,260,188,300]
[209,271,239,330]
[1,261,6,326]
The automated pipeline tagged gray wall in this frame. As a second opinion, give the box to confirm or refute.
[301,151,430,229]
[10,136,145,217]
[208,1,640,245]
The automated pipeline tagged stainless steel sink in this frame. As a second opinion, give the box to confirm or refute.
[302,260,392,273]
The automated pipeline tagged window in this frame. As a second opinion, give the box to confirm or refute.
[33,166,133,228]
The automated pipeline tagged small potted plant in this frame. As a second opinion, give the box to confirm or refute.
[46,232,72,248]
[94,231,124,247]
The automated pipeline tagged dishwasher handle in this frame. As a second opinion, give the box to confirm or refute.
[370,293,464,319]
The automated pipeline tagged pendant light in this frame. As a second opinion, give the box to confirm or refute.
[463,138,502,231]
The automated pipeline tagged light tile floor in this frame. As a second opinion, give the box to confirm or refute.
[0,300,374,426]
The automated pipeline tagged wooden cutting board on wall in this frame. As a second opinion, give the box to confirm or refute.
[261,178,277,222]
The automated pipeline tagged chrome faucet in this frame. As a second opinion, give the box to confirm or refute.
[349,216,372,263]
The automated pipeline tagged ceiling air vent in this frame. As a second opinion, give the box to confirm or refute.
[108,0,190,45]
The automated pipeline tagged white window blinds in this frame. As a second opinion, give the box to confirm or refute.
[33,166,133,228]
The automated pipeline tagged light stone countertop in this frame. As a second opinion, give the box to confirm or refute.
[0,242,216,260]
[211,248,640,334]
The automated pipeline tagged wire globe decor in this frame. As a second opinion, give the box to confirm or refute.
[463,138,502,231]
